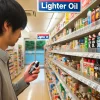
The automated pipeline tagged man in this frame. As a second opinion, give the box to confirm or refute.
[0,0,40,100]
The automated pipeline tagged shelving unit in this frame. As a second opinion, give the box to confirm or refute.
[50,19,100,45]
[50,0,99,40]
[49,65,78,100]
[45,0,100,100]
[18,45,24,69]
[55,84,64,100]
[50,50,100,59]
[52,60,100,93]
[45,71,52,100]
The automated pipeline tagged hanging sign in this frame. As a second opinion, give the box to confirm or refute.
[38,0,81,12]
[37,34,49,39]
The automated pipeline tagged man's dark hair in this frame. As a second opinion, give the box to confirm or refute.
[0,0,27,35]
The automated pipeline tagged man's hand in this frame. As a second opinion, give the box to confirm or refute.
[23,62,40,83]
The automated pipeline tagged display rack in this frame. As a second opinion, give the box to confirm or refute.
[55,84,64,100]
[49,65,78,100]
[6,49,17,80]
[45,0,100,99]
[51,19,100,45]
[50,0,99,40]
[45,71,52,100]
[52,60,100,93]
[18,45,24,69]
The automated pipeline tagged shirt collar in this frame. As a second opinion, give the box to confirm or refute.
[0,49,9,63]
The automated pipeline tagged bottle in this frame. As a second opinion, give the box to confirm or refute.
[92,89,97,100]
[84,36,88,52]
[87,8,92,24]
[96,92,100,100]
[87,88,92,100]
[92,34,97,52]
[80,58,84,73]
[92,8,96,23]
[88,35,92,52]
[90,59,96,80]
[87,59,91,76]
[96,5,100,21]
[83,58,88,76]
[94,59,100,81]
[97,32,100,53]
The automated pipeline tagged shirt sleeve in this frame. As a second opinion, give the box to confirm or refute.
[13,77,30,96]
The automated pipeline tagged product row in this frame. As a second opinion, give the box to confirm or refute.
[51,0,93,37]
[51,32,100,53]
[49,53,100,83]
[46,70,61,100]
[50,64,100,100]
[50,2,100,46]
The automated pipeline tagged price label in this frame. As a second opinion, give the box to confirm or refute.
[97,86,100,92]
[96,25,100,29]
[87,81,91,86]
[91,84,97,90]
[91,26,96,31]
[88,53,94,58]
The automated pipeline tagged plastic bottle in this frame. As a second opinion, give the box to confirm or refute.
[87,59,91,76]
[80,58,84,73]
[92,8,96,23]
[90,59,96,80]
[97,32,100,53]
[87,8,92,24]
[96,5,100,21]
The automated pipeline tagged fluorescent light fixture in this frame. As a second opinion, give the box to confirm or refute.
[25,26,30,32]
[46,13,58,32]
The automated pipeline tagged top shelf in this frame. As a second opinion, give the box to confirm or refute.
[50,0,99,39]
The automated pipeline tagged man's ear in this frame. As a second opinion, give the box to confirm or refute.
[2,21,10,32]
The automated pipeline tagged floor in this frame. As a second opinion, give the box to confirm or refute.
[13,67,50,100]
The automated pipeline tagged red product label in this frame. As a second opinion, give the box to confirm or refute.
[82,0,89,8]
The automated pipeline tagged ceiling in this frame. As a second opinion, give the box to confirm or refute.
[16,0,64,33]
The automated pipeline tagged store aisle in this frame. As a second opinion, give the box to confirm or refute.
[13,67,50,100]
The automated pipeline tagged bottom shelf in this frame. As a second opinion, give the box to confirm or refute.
[45,71,52,100]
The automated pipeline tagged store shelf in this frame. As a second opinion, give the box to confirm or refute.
[45,72,52,100]
[52,60,100,93]
[50,0,98,40]
[55,85,64,100]
[50,66,78,100]
[50,19,100,45]
[50,50,100,59]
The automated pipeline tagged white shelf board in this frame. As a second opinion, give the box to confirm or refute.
[50,50,100,59]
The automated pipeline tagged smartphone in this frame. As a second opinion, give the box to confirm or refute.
[29,61,39,75]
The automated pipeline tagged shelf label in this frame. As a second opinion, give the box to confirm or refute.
[38,0,81,12]
[97,86,100,92]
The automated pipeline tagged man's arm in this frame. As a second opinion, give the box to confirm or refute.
[12,62,40,96]
[13,77,30,96]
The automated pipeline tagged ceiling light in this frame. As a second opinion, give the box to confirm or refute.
[46,13,58,32]
[25,26,30,32]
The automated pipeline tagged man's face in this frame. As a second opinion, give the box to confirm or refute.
[7,28,21,46]
[3,25,21,46]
